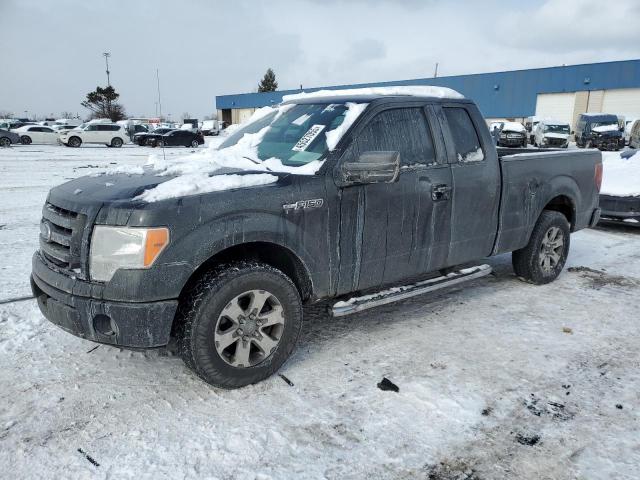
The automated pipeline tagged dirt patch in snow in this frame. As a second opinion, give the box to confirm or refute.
[567,266,639,290]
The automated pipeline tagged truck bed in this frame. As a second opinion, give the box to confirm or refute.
[492,148,601,255]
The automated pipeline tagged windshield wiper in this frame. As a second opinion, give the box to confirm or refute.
[243,156,272,172]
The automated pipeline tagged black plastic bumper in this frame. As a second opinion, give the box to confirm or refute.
[599,195,640,225]
[31,252,178,348]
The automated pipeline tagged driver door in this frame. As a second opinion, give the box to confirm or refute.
[335,104,452,295]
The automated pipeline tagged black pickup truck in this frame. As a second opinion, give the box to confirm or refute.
[31,89,603,388]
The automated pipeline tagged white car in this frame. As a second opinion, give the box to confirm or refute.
[12,125,59,145]
[58,123,128,147]
[533,120,571,148]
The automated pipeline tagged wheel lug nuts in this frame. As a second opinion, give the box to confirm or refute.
[237,328,244,335]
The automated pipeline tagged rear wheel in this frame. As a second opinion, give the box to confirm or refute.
[0,137,11,147]
[512,210,570,285]
[68,136,82,148]
[20,135,32,145]
[178,262,303,388]
[111,137,123,148]
[190,139,199,148]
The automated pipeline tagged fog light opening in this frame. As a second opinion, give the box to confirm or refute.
[93,314,118,336]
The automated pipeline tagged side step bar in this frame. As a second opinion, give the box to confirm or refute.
[331,264,492,317]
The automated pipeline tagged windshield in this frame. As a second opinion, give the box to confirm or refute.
[544,124,570,133]
[591,121,617,129]
[219,103,350,166]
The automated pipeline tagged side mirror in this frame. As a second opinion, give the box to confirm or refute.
[339,151,400,185]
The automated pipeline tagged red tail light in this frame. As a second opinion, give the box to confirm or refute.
[594,162,603,192]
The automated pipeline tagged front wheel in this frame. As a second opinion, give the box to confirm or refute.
[0,137,11,147]
[177,262,303,388]
[512,210,570,285]
[111,137,123,148]
[68,136,82,148]
[21,135,32,145]
[190,139,199,148]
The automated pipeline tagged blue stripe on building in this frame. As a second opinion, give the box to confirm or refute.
[216,59,640,118]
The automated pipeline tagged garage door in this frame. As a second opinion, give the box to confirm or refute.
[535,93,576,124]
[602,88,640,116]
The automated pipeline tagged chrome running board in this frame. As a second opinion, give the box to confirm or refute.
[331,264,492,317]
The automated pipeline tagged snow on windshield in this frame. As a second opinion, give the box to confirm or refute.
[283,85,464,102]
[109,101,369,202]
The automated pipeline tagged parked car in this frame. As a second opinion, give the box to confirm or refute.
[533,120,571,148]
[201,119,224,136]
[525,116,541,144]
[31,87,602,388]
[12,125,59,145]
[623,117,638,145]
[58,123,128,147]
[598,149,640,226]
[133,127,176,146]
[8,121,37,130]
[629,119,640,149]
[497,122,527,147]
[0,128,21,147]
[150,129,204,148]
[575,113,624,151]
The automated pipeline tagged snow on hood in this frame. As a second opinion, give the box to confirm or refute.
[593,124,619,133]
[600,150,640,197]
[282,85,464,102]
[106,102,367,202]
[501,122,526,133]
[543,132,570,139]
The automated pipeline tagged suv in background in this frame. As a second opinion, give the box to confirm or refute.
[629,119,640,149]
[59,123,128,148]
[575,113,624,151]
[534,120,571,148]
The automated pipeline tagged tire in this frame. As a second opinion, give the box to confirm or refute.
[21,135,32,145]
[68,136,82,148]
[512,210,570,285]
[0,137,10,147]
[190,139,199,148]
[178,262,303,389]
[111,137,123,148]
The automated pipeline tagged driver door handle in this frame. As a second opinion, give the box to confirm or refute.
[431,183,452,201]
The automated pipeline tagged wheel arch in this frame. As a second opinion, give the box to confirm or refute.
[543,194,576,230]
[178,241,314,305]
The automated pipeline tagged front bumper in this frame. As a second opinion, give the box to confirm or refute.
[31,252,177,348]
[592,137,624,151]
[498,136,525,147]
[598,195,640,225]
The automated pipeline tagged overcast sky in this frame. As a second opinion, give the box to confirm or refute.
[1,0,639,120]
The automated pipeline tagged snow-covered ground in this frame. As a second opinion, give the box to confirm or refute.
[1,143,639,479]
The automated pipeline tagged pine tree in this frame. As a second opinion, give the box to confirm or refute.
[258,68,278,93]
[81,85,126,121]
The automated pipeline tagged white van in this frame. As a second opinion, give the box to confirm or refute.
[533,120,571,148]
[58,122,128,147]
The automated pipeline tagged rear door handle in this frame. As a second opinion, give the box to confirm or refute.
[431,183,452,201]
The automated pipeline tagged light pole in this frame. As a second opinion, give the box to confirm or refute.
[103,52,111,86]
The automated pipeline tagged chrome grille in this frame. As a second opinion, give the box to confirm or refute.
[40,202,85,270]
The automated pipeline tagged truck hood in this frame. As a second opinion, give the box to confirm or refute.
[543,132,570,140]
[49,168,285,205]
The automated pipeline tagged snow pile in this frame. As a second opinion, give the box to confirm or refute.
[593,124,620,133]
[325,102,368,150]
[502,122,526,133]
[600,150,640,197]
[283,85,464,102]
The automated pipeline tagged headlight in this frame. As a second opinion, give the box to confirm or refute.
[543,138,548,144]
[89,226,169,282]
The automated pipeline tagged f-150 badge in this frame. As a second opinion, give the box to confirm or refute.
[283,199,324,212]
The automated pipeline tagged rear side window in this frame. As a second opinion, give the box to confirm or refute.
[348,107,436,166]
[443,107,484,163]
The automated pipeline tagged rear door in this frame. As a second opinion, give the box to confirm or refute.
[436,104,500,265]
[336,103,452,294]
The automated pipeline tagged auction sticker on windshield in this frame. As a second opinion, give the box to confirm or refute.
[292,124,325,152]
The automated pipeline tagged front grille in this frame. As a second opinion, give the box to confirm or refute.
[40,202,86,271]
[547,137,565,146]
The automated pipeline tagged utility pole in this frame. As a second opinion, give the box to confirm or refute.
[434,62,439,78]
[103,52,111,86]
[156,69,163,121]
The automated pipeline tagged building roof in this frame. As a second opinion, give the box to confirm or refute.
[216,59,640,118]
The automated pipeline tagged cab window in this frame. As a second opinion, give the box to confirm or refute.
[443,107,485,163]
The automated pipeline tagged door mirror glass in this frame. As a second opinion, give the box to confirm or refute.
[339,151,400,185]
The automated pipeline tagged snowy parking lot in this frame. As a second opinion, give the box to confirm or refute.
[1,142,639,479]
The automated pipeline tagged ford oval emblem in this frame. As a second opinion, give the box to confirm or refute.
[40,221,52,242]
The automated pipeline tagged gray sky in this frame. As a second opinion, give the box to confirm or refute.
[1,0,639,120]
